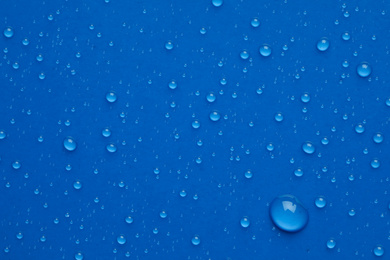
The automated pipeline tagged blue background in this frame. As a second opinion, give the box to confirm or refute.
[1,0,390,259]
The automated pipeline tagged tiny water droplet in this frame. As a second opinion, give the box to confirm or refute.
[240,217,250,228]
[356,62,372,78]
[259,45,272,57]
[63,137,77,151]
[317,37,330,51]
[302,142,315,154]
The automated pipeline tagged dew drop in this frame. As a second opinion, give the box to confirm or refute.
[371,159,380,169]
[355,123,365,134]
[374,246,384,257]
[75,252,84,260]
[240,217,250,228]
[244,170,252,179]
[73,181,82,190]
[211,0,223,7]
[102,128,111,137]
[327,239,336,249]
[302,142,315,154]
[317,37,330,51]
[191,235,201,245]
[342,32,351,41]
[106,143,117,153]
[373,133,383,144]
[165,41,173,50]
[259,45,272,57]
[209,111,221,121]
[240,50,249,60]
[274,113,283,122]
[269,194,309,232]
[315,197,326,208]
[294,168,303,177]
[3,27,14,38]
[251,18,260,28]
[356,62,372,78]
[168,80,177,90]
[63,137,77,151]
[117,235,126,245]
[106,92,117,103]
[206,92,216,102]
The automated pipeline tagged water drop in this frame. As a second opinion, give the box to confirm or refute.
[209,111,221,121]
[240,217,250,228]
[3,27,14,38]
[259,45,272,57]
[191,235,201,245]
[192,120,201,129]
[373,133,383,144]
[315,197,326,208]
[355,123,365,134]
[356,62,372,78]
[294,168,303,177]
[165,41,173,50]
[0,130,5,139]
[301,93,310,103]
[73,181,82,190]
[327,239,336,249]
[240,50,249,60]
[206,93,216,102]
[63,137,77,151]
[102,128,111,137]
[211,0,223,7]
[274,113,283,122]
[251,18,260,28]
[160,211,167,218]
[302,142,315,154]
[342,32,351,41]
[106,92,117,103]
[317,37,330,51]
[117,235,126,245]
[269,194,309,232]
[244,170,252,179]
[168,80,177,89]
[75,252,84,260]
[16,232,23,239]
[106,143,117,153]
[125,216,133,224]
[374,246,384,257]
[371,159,380,169]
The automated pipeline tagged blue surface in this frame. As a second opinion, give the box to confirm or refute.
[1,0,390,259]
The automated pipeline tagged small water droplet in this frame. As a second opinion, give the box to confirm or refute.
[302,142,315,154]
[356,62,372,78]
[259,45,272,57]
[106,143,117,153]
[165,41,173,50]
[355,123,365,134]
[117,235,126,245]
[211,0,223,7]
[191,235,201,245]
[3,27,14,38]
[209,111,221,121]
[374,246,384,257]
[63,137,77,151]
[373,133,383,144]
[240,217,250,228]
[315,197,327,208]
[327,239,336,249]
[106,92,117,103]
[251,18,260,28]
[317,37,330,51]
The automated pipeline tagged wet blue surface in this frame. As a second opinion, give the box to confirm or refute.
[1,0,390,259]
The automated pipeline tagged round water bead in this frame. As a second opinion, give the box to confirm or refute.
[317,37,330,51]
[240,217,250,228]
[302,142,315,154]
[269,194,309,232]
[259,45,272,57]
[356,62,372,78]
[63,137,77,151]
